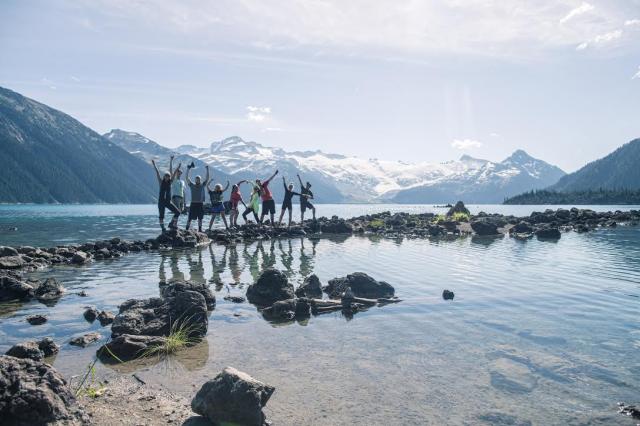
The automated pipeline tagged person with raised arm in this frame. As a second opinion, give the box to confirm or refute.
[242,184,261,224]
[256,169,278,227]
[297,173,316,222]
[151,155,181,232]
[185,164,209,232]
[207,179,230,230]
[171,166,186,214]
[228,180,247,228]
[278,176,300,229]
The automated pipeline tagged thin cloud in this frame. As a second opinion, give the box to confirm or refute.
[264,127,282,132]
[70,75,81,82]
[624,19,640,27]
[451,139,482,150]
[576,29,623,50]
[246,106,271,122]
[632,67,640,80]
[560,2,595,24]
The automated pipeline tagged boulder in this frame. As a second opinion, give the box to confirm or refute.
[83,307,99,322]
[69,332,102,347]
[160,279,216,310]
[97,310,115,326]
[34,278,64,302]
[262,298,312,320]
[0,246,19,257]
[470,220,499,236]
[111,290,208,339]
[98,334,167,362]
[447,201,470,217]
[535,227,561,240]
[246,268,295,306]
[0,355,86,425]
[38,337,60,357]
[325,272,395,299]
[0,271,37,301]
[442,290,455,300]
[6,341,44,361]
[71,251,90,264]
[320,219,353,234]
[0,255,25,270]
[26,314,47,325]
[510,221,533,234]
[295,274,323,298]
[191,367,275,426]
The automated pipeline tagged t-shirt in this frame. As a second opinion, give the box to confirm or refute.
[209,190,224,204]
[301,187,313,201]
[171,179,185,198]
[249,191,260,210]
[230,191,243,209]
[260,181,273,201]
[188,182,206,203]
[283,182,299,204]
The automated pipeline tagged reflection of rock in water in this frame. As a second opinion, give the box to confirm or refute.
[471,234,503,247]
[101,339,210,374]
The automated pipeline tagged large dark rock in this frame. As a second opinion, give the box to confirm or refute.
[6,341,44,361]
[447,201,470,217]
[262,298,312,320]
[295,274,323,298]
[71,251,90,264]
[98,334,167,362]
[111,290,208,339]
[246,268,295,306]
[320,219,353,234]
[0,256,25,270]
[0,246,19,257]
[38,337,60,357]
[26,314,47,325]
[536,227,561,240]
[0,355,86,425]
[325,272,395,299]
[0,271,37,301]
[34,278,64,302]
[470,220,499,236]
[191,367,275,426]
[97,310,115,326]
[160,279,216,310]
[510,221,533,234]
[83,307,99,322]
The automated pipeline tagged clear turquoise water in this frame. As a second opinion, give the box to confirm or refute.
[0,205,639,425]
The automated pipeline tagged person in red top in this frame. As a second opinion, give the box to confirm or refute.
[256,169,278,227]
[228,181,247,228]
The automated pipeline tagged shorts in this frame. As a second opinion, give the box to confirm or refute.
[262,199,276,215]
[158,199,180,220]
[211,202,225,214]
[281,200,293,211]
[301,199,314,212]
[188,202,204,220]
[172,196,185,212]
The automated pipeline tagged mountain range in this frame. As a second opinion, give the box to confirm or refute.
[3,85,637,205]
[107,131,566,204]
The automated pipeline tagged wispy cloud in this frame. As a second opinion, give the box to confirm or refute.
[560,2,594,24]
[576,29,623,50]
[246,106,271,122]
[624,19,640,27]
[264,127,282,132]
[40,77,56,90]
[70,75,81,82]
[451,139,482,150]
[633,67,640,80]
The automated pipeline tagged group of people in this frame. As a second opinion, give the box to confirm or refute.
[151,156,316,232]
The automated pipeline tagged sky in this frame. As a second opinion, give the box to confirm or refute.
[1,0,639,172]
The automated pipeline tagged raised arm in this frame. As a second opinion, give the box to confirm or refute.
[206,180,214,192]
[282,176,287,191]
[264,169,278,184]
[236,179,246,186]
[169,155,174,176]
[151,159,161,183]
[171,163,182,181]
[222,180,230,192]
[186,166,194,185]
[297,173,303,188]
[204,165,210,185]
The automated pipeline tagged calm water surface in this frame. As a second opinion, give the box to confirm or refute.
[0,205,639,425]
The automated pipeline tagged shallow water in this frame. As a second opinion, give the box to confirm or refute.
[1,223,639,424]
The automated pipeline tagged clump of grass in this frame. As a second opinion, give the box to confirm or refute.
[433,214,447,223]
[75,364,106,398]
[140,318,201,358]
[368,218,386,229]
[450,212,470,222]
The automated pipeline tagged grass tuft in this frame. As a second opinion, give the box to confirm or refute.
[369,218,386,229]
[450,212,470,222]
[139,317,201,358]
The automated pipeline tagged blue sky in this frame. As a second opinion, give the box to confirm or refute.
[1,0,639,172]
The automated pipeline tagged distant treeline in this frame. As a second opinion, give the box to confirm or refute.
[504,188,640,205]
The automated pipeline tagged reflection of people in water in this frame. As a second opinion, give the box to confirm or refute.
[278,239,294,278]
[208,244,228,286]
[186,250,205,284]
[227,245,243,285]
[259,240,277,270]
[299,237,318,280]
[159,252,186,282]
[243,243,262,282]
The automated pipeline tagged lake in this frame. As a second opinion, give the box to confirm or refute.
[0,204,639,425]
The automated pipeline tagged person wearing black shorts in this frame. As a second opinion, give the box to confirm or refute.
[256,170,278,227]
[278,176,299,228]
[152,156,181,232]
[297,173,316,222]
[186,164,209,232]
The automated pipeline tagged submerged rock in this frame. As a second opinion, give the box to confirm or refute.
[99,334,167,362]
[295,274,323,298]
[26,314,47,325]
[325,272,395,299]
[38,337,60,357]
[34,277,64,302]
[0,355,86,425]
[246,268,295,306]
[442,289,455,300]
[69,332,102,347]
[262,298,312,320]
[192,367,275,426]
[223,295,245,303]
[97,310,115,326]
[83,306,99,322]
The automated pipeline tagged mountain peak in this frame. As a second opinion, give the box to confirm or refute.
[504,149,534,164]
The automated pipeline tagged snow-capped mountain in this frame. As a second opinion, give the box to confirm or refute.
[106,130,565,203]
